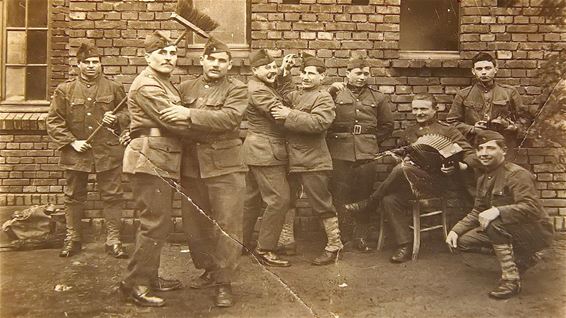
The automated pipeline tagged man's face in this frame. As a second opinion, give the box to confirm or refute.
[411,99,436,124]
[200,52,232,79]
[145,45,177,74]
[346,67,370,87]
[252,61,278,84]
[472,60,497,83]
[77,57,102,80]
[300,66,325,89]
[476,140,506,169]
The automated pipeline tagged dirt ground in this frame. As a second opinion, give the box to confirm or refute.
[1,237,565,318]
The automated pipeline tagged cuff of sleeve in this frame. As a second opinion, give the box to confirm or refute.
[497,206,513,224]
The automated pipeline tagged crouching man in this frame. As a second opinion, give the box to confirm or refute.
[446,130,554,299]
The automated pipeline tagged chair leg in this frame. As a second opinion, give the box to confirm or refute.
[441,198,453,254]
[376,210,385,251]
[412,201,421,261]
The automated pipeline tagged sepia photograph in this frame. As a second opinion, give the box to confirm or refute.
[0,0,565,317]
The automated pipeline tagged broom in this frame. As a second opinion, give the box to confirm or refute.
[85,0,219,144]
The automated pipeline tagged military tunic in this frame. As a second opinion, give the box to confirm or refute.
[178,75,248,284]
[451,161,554,258]
[46,75,128,245]
[242,74,294,251]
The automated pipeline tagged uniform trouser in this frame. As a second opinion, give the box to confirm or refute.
[289,171,343,252]
[243,165,290,251]
[457,218,553,261]
[181,172,245,284]
[64,167,123,245]
[124,173,173,287]
[330,160,376,241]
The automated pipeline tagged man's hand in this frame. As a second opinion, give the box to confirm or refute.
[271,106,292,120]
[474,120,488,130]
[479,207,500,230]
[119,131,131,146]
[446,231,459,248]
[280,54,296,76]
[102,111,117,126]
[330,82,346,92]
[441,164,457,175]
[70,140,91,153]
[159,105,191,123]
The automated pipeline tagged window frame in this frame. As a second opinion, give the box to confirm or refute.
[0,0,51,112]
[185,0,251,58]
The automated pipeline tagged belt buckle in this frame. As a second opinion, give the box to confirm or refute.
[353,124,362,135]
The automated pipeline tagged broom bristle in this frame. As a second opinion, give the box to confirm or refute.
[176,0,219,32]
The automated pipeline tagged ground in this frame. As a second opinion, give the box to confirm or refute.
[1,237,565,318]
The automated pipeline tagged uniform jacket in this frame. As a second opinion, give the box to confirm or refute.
[446,82,529,141]
[178,75,248,179]
[451,161,552,238]
[243,74,294,166]
[122,67,188,180]
[284,87,336,173]
[327,85,394,162]
[46,75,128,172]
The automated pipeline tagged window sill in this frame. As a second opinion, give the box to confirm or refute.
[394,51,465,68]
[0,101,50,113]
[0,112,48,131]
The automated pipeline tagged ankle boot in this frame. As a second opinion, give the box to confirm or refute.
[277,208,296,251]
[313,217,343,265]
[489,244,521,299]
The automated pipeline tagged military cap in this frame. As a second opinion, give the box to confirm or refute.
[203,37,230,56]
[474,130,506,147]
[144,31,174,53]
[76,43,100,62]
[249,49,274,67]
[347,57,369,70]
[301,55,326,71]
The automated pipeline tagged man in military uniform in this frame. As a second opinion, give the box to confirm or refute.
[327,57,394,252]
[46,43,129,259]
[271,56,343,266]
[446,130,553,299]
[345,93,478,263]
[242,49,296,267]
[446,52,531,159]
[119,31,187,307]
[159,38,248,307]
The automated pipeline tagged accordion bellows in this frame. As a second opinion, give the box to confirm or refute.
[412,134,463,159]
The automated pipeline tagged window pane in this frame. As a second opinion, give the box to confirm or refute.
[193,0,247,45]
[5,67,26,101]
[28,0,48,27]
[7,31,27,64]
[27,30,47,64]
[26,66,47,100]
[7,0,26,27]
[400,0,459,51]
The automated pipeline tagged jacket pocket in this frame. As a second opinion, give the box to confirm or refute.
[463,100,483,112]
[96,95,114,112]
[144,137,182,174]
[211,139,244,168]
[69,99,86,123]
[269,139,288,161]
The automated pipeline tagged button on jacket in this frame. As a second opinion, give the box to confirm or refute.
[178,75,249,179]
[327,85,394,161]
[243,74,295,166]
[47,76,128,173]
[123,67,188,180]
[284,88,336,173]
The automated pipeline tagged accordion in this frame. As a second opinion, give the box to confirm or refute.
[406,134,464,172]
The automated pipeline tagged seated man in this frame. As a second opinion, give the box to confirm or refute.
[446,130,554,300]
[345,93,478,263]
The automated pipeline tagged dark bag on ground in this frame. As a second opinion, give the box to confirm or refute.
[1,204,65,250]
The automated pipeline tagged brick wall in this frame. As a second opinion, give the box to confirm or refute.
[1,0,565,234]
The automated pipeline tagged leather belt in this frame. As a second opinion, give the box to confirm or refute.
[330,125,376,135]
[130,127,171,139]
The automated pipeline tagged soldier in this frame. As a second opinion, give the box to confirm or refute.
[446,130,554,299]
[46,43,129,259]
[446,52,532,159]
[159,38,248,307]
[271,56,344,266]
[241,49,296,267]
[327,57,394,252]
[119,31,187,307]
[345,93,478,263]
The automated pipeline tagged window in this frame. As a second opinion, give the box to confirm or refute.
[186,0,250,52]
[2,0,49,103]
[400,0,459,52]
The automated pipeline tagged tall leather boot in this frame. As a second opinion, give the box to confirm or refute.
[489,243,521,299]
[313,217,343,266]
[60,204,83,257]
[277,208,296,256]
